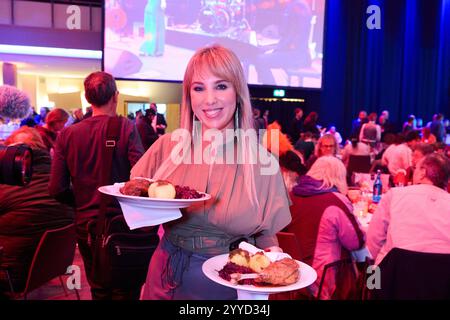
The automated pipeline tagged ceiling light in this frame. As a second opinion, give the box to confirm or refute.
[0,44,102,59]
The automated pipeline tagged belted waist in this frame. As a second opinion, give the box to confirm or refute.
[166,232,256,254]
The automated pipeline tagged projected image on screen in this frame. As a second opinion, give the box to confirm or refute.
[104,0,325,88]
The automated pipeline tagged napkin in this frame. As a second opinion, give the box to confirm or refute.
[238,241,292,262]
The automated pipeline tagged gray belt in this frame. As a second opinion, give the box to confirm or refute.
[166,232,256,254]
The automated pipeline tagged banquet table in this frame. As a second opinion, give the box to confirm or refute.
[351,196,375,262]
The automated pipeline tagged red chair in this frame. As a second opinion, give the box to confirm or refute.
[276,232,302,261]
[12,223,79,300]
[271,232,307,300]
[316,257,359,300]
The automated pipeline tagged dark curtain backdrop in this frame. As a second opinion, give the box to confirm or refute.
[320,0,450,140]
[251,98,307,134]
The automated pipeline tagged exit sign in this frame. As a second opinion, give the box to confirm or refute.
[273,89,285,97]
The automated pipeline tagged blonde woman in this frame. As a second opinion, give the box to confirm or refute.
[305,133,338,170]
[286,156,365,299]
[262,121,306,191]
[131,45,291,300]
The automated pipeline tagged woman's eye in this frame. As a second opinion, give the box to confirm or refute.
[217,83,228,90]
[192,86,203,92]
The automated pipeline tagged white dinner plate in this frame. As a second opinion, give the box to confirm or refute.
[202,253,317,297]
[98,182,211,229]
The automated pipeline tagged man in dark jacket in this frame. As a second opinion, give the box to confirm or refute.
[136,108,158,151]
[49,71,146,300]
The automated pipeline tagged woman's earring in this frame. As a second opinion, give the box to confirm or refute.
[234,103,240,142]
[192,112,197,139]
[234,103,240,130]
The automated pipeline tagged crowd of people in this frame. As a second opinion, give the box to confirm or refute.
[0,44,449,301]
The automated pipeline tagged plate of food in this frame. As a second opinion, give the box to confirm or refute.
[202,242,317,300]
[98,178,211,229]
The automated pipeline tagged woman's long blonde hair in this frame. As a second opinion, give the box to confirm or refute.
[154,45,260,206]
[307,156,348,194]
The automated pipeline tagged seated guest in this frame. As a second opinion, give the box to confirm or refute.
[0,127,74,298]
[370,133,397,174]
[294,131,315,162]
[434,141,447,154]
[341,137,372,167]
[263,121,306,191]
[421,126,436,144]
[305,133,338,170]
[35,108,70,155]
[287,156,365,299]
[367,154,450,266]
[412,143,435,167]
[404,143,435,184]
[381,131,420,176]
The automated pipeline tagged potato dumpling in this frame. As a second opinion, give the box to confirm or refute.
[229,249,250,267]
[249,252,271,273]
[148,180,176,199]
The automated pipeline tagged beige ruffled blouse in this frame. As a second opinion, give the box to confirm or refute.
[131,133,292,254]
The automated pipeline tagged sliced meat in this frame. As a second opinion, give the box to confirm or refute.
[120,179,151,196]
[256,258,299,286]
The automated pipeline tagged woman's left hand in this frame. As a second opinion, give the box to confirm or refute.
[264,246,283,253]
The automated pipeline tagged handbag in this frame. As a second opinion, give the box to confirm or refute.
[88,216,159,289]
[88,116,159,289]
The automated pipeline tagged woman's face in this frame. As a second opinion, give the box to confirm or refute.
[190,68,237,131]
[320,139,336,156]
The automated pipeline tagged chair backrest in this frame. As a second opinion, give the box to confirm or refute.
[347,155,372,185]
[317,257,358,300]
[276,232,302,261]
[22,223,77,295]
[372,247,450,300]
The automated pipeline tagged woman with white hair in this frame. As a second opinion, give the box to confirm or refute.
[131,45,291,300]
[286,156,365,299]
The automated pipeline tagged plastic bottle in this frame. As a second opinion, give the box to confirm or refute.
[372,170,382,203]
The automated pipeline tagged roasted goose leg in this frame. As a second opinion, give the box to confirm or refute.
[256,258,299,285]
